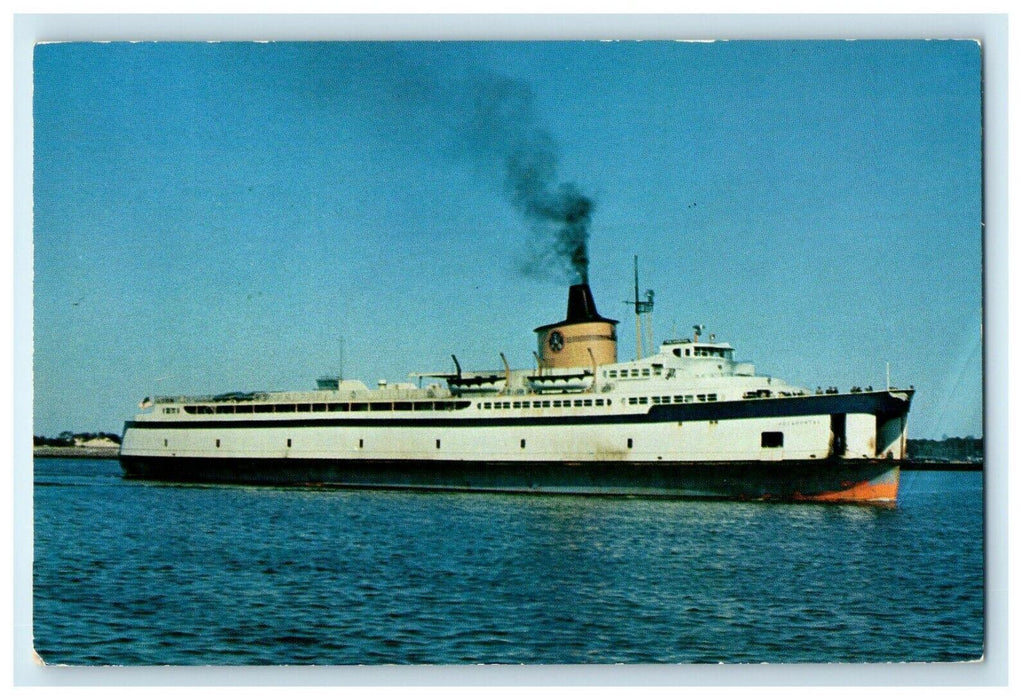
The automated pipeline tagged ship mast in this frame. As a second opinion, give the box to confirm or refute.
[634,256,642,360]
[626,256,655,360]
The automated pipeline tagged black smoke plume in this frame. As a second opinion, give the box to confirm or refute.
[464,73,593,285]
[287,48,593,284]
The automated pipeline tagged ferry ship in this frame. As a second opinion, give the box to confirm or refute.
[120,279,913,502]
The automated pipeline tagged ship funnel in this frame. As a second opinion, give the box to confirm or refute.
[534,283,619,369]
[565,283,604,323]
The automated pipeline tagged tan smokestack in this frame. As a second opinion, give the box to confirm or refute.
[534,284,618,369]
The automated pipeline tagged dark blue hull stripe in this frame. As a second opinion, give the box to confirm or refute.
[119,455,900,500]
[124,391,912,431]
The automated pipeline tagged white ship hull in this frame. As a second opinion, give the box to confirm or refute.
[121,391,911,502]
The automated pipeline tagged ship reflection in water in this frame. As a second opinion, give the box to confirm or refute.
[33,459,982,666]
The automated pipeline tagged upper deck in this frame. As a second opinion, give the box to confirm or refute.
[134,331,818,425]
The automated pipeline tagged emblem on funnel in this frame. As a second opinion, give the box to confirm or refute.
[548,330,565,352]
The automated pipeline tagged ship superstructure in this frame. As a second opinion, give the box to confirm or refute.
[121,280,913,502]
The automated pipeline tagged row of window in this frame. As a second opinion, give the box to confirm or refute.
[179,393,724,415]
[743,390,805,399]
[628,393,718,405]
[669,347,730,358]
[603,366,664,379]
[182,401,473,415]
[603,362,725,379]
[478,398,613,409]
[479,394,721,410]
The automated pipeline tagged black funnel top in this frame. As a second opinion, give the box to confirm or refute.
[535,284,618,332]
[566,283,603,322]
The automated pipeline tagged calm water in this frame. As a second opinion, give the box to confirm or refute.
[33,458,983,665]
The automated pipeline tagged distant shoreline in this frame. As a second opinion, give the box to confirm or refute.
[33,446,120,459]
[902,460,983,472]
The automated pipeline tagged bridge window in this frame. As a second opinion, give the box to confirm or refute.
[761,432,784,448]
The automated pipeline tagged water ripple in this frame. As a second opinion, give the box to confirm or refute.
[33,459,983,665]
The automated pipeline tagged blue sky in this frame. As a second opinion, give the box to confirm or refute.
[32,40,982,439]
